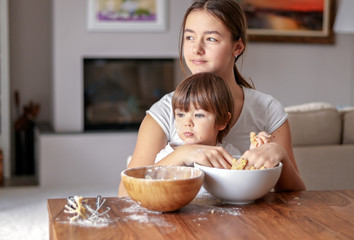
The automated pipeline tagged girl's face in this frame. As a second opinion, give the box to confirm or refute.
[183,10,240,78]
[174,104,226,145]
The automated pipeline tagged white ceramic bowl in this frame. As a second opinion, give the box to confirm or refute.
[194,162,282,204]
[121,165,204,212]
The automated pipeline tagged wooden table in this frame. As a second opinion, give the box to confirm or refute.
[48,190,354,240]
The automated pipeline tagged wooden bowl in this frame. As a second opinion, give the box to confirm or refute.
[121,165,204,212]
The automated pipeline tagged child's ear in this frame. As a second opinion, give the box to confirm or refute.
[217,112,231,131]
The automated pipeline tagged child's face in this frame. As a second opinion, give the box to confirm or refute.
[174,104,225,145]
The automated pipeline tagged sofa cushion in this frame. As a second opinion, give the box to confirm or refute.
[285,102,341,146]
[341,109,354,144]
[294,144,354,190]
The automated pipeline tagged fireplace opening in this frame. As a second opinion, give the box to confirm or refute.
[84,58,176,131]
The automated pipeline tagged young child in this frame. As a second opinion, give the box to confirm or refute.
[155,72,241,163]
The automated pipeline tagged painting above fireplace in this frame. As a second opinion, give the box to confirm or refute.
[84,58,175,131]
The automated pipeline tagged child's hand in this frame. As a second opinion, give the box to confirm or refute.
[250,131,272,149]
[177,144,233,169]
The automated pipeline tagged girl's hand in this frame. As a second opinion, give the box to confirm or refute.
[169,144,234,169]
[246,121,305,191]
[250,131,272,149]
[241,142,285,170]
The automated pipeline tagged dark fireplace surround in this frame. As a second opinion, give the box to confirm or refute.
[84,58,175,131]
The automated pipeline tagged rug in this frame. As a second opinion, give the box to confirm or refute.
[0,184,118,240]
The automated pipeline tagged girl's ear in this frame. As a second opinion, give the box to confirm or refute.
[217,112,231,131]
[233,39,245,57]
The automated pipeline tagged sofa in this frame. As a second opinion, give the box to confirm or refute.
[285,102,354,190]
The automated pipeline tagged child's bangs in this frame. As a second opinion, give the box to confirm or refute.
[174,87,212,112]
[188,87,213,112]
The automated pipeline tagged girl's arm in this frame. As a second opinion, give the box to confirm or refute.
[242,120,306,191]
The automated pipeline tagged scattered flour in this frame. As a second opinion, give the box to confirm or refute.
[211,207,242,216]
[58,217,113,228]
[293,196,302,205]
[62,193,243,229]
[120,198,174,228]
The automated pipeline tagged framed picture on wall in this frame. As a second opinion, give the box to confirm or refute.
[87,0,167,32]
[238,0,336,44]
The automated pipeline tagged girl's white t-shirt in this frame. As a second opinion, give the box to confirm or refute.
[147,86,287,153]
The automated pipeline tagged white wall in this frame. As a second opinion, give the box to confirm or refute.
[244,34,354,107]
[52,0,354,132]
[10,0,52,123]
[52,0,192,132]
[8,0,354,134]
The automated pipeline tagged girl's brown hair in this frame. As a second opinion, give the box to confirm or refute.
[172,72,234,143]
[179,0,254,89]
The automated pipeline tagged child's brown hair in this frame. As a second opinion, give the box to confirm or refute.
[172,72,234,143]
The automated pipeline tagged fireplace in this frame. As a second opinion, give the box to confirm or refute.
[84,58,176,131]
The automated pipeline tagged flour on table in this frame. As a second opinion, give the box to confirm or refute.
[120,198,173,228]
[57,218,113,228]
